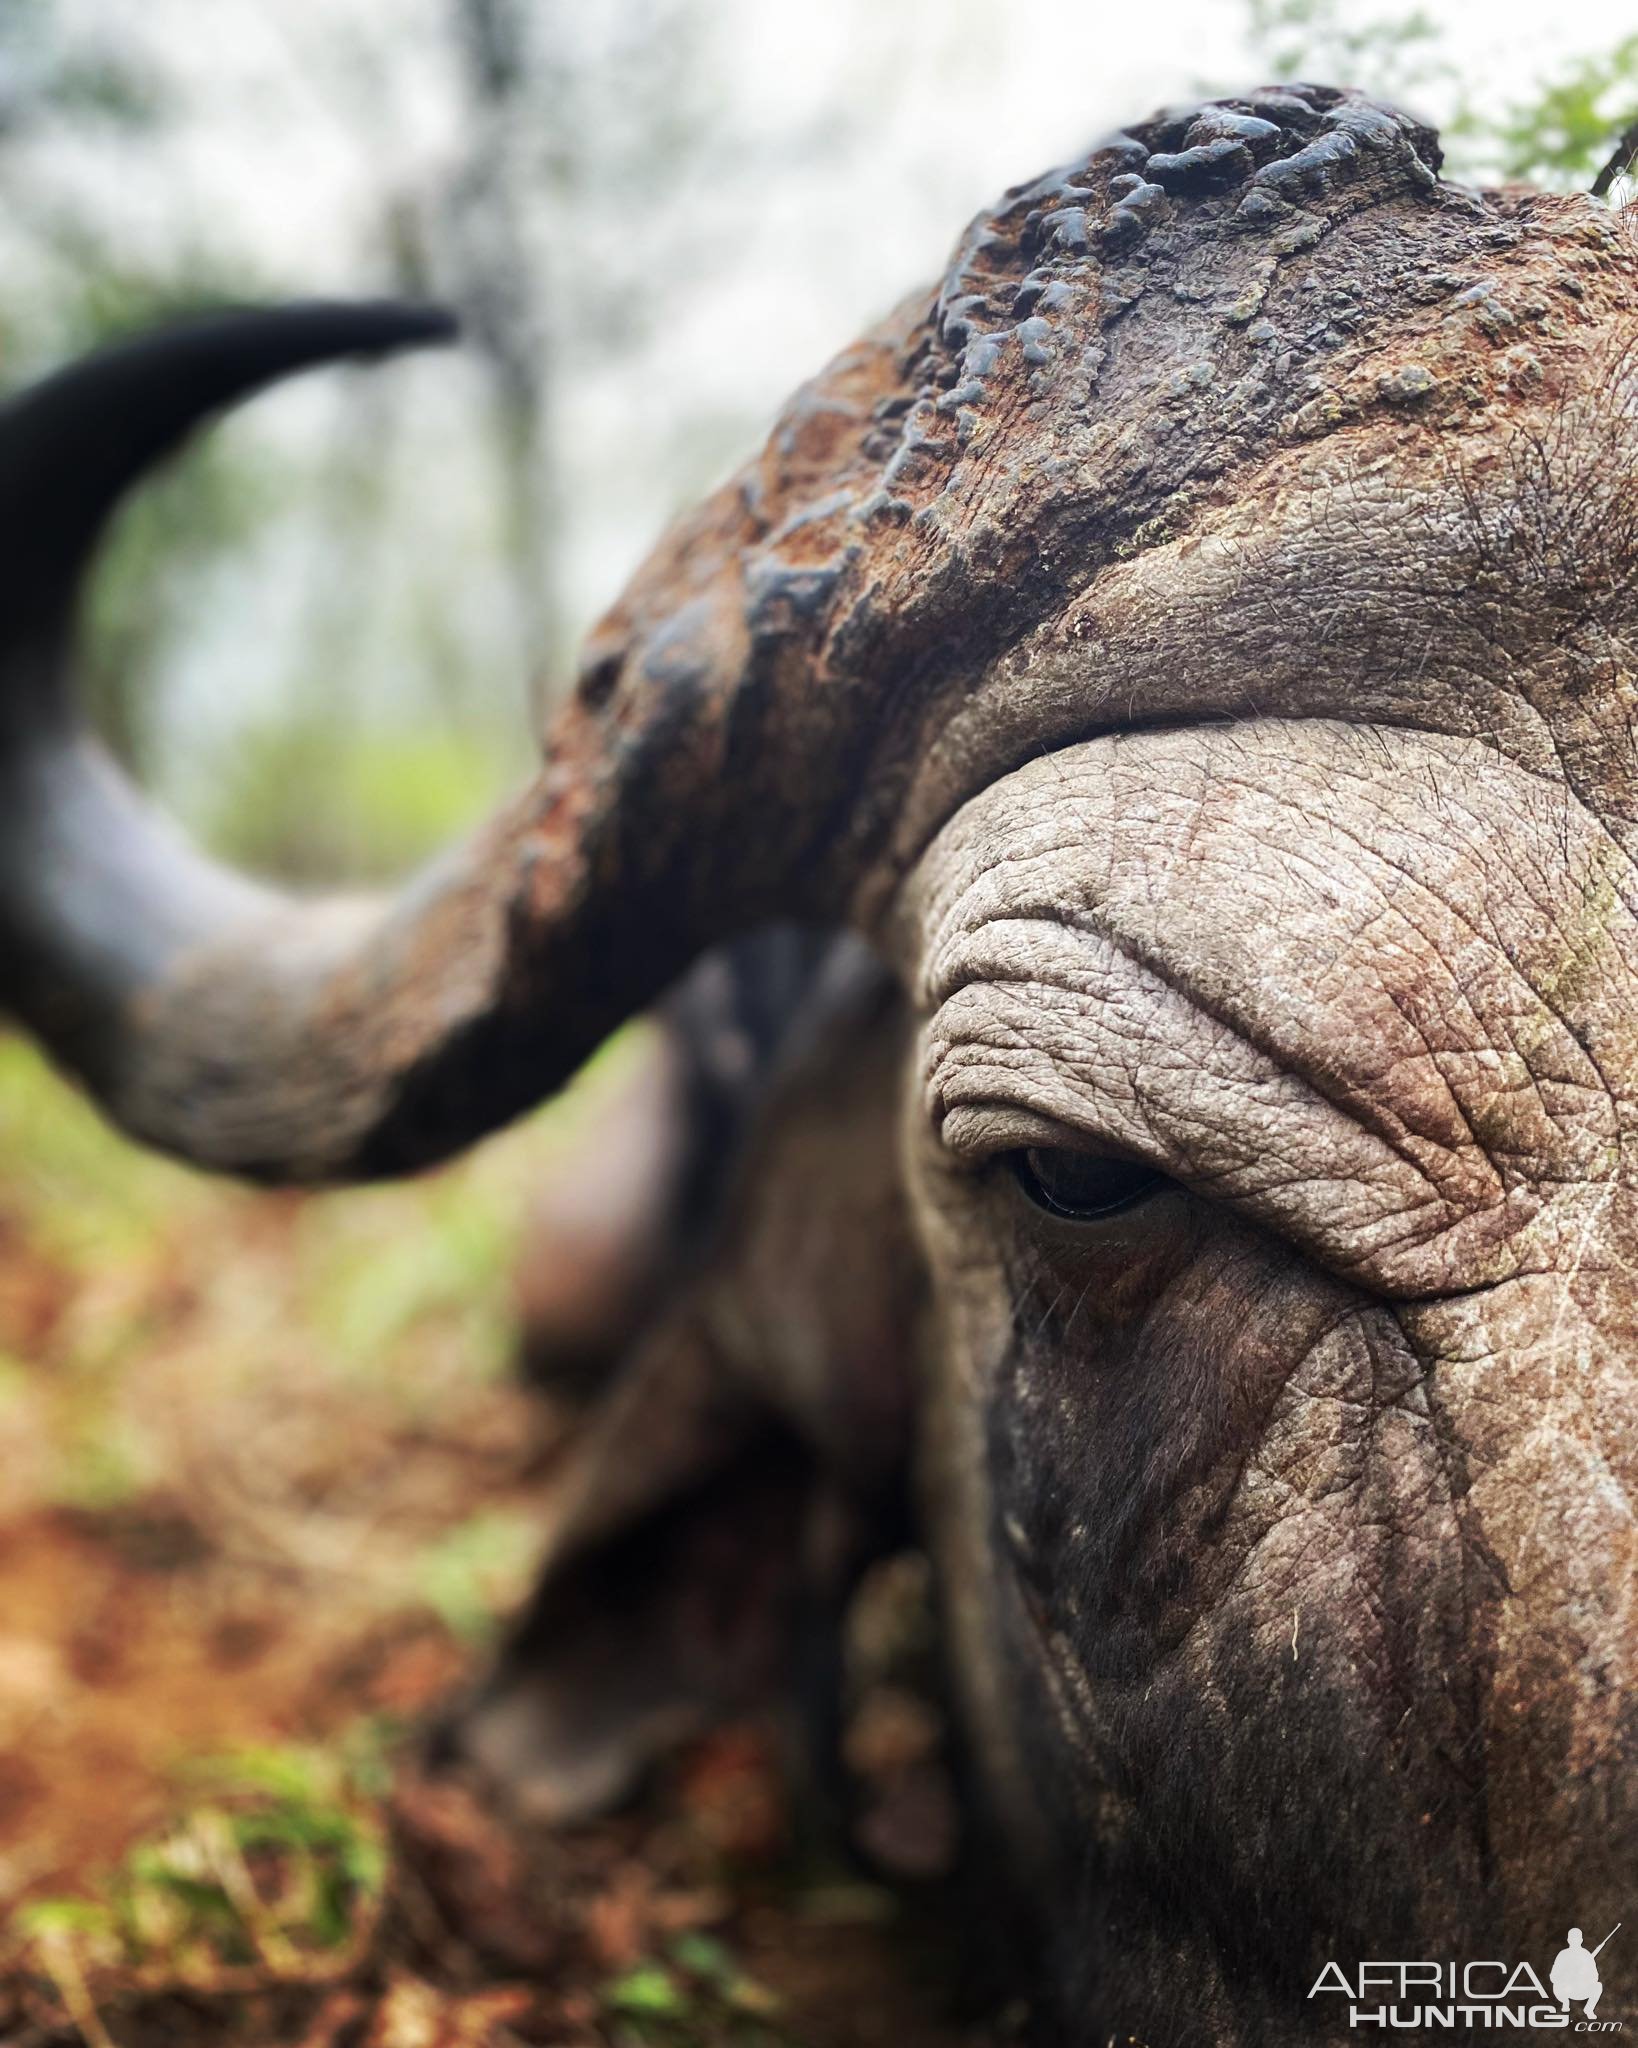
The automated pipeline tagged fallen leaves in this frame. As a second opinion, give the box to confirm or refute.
[0,1042,979,2048]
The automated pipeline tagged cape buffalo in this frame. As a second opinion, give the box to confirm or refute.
[2,83,1634,2046]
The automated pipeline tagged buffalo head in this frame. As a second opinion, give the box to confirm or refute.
[2,85,1634,2046]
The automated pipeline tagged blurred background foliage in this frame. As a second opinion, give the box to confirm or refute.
[1247,1,1638,185]
[0,0,1634,881]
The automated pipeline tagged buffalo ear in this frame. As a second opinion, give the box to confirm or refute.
[514,926,844,1401]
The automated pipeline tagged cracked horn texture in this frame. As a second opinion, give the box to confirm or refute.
[575,84,1636,940]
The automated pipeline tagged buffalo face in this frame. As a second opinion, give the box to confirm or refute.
[898,430,1638,2038]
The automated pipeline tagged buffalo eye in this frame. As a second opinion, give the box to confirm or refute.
[1009,1146,1169,1222]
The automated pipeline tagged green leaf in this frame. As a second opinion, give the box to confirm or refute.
[15,1896,113,1939]
[604,1963,687,2016]
[668,1931,737,1982]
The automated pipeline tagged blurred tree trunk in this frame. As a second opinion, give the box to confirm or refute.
[450,0,561,709]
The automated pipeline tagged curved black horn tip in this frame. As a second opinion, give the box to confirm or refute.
[260,298,462,359]
[0,298,461,641]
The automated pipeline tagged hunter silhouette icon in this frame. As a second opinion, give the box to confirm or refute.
[1552,1925,1620,2018]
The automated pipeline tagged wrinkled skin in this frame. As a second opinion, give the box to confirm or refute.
[502,543,1638,2044]
[500,178,1638,2048]
[7,85,1638,2048]
[905,720,1638,2036]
